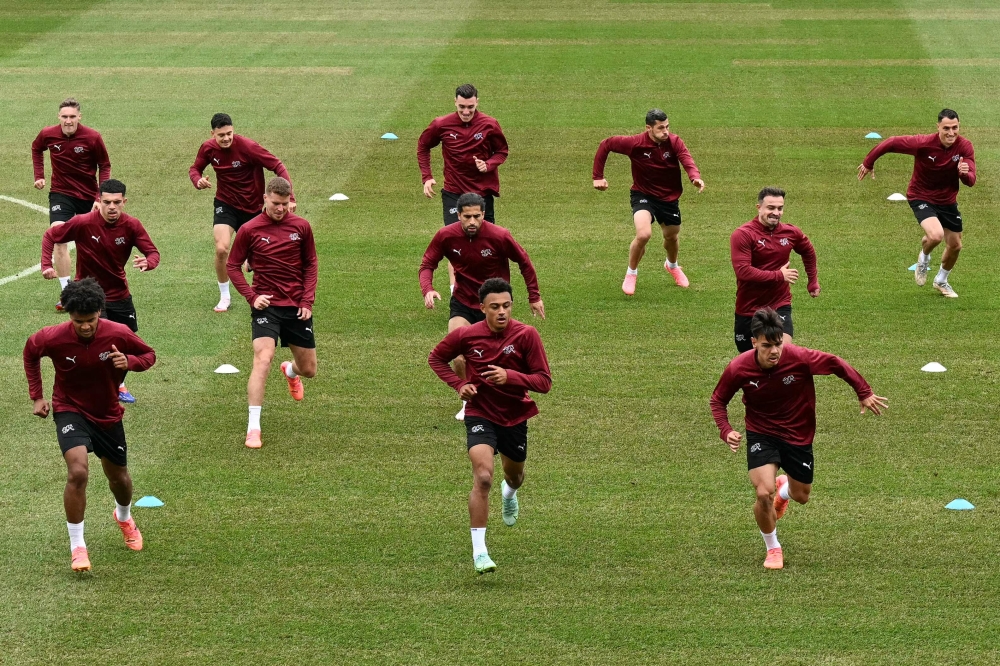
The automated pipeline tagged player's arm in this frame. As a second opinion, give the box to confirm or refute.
[730,229,784,283]
[189,146,211,189]
[23,331,50,417]
[501,328,552,393]
[505,232,544,318]
[41,218,80,277]
[674,137,705,192]
[252,142,296,202]
[226,228,257,305]
[118,330,157,372]
[793,230,820,296]
[418,232,445,308]
[858,135,920,180]
[298,225,318,319]
[482,122,509,171]
[417,120,441,196]
[802,348,886,415]
[959,144,976,187]
[429,329,471,392]
[592,135,634,189]
[94,135,111,191]
[709,366,742,449]
[131,223,160,272]
[31,131,47,188]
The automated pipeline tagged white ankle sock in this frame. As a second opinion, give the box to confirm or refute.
[502,481,517,500]
[779,484,790,501]
[68,521,85,551]
[59,276,70,289]
[936,267,951,283]
[218,281,230,297]
[471,527,487,558]
[666,259,678,269]
[115,501,131,522]
[248,405,262,432]
[626,267,638,275]
[919,251,931,264]
[761,529,780,550]
[283,363,298,379]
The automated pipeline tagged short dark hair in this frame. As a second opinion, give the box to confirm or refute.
[99,179,126,196]
[479,277,512,303]
[61,278,105,315]
[938,108,959,123]
[266,177,292,197]
[455,84,478,99]
[456,192,485,214]
[757,186,786,203]
[750,307,785,344]
[59,98,81,112]
[645,108,668,126]
[211,113,233,130]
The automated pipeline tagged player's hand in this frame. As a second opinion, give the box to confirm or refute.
[41,268,58,280]
[196,177,212,190]
[692,178,706,193]
[109,345,129,370]
[32,398,50,418]
[780,262,799,284]
[132,255,149,272]
[529,300,545,319]
[423,179,436,198]
[593,178,609,191]
[809,284,821,297]
[857,164,875,181]
[424,291,441,309]
[860,394,888,416]
[297,307,312,320]
[34,178,46,190]
[726,431,742,452]
[458,383,477,400]
[958,158,970,176]
[289,201,297,213]
[91,201,100,212]
[474,157,488,173]
[481,365,508,385]
[253,294,272,310]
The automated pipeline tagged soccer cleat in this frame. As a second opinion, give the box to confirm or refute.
[763,547,784,570]
[665,263,690,288]
[501,480,519,527]
[933,281,958,298]
[55,301,65,312]
[474,552,497,575]
[114,511,143,551]
[622,273,637,295]
[455,402,466,421]
[914,253,929,286]
[773,475,789,520]
[71,546,91,571]
[118,386,136,404]
[245,429,262,449]
[281,362,304,401]
[214,296,231,312]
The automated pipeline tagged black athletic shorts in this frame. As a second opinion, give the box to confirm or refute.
[909,199,963,233]
[442,189,495,225]
[630,190,681,226]
[214,198,259,231]
[251,305,315,348]
[465,416,528,463]
[449,296,486,324]
[734,305,793,353]
[102,296,139,333]
[54,411,128,467]
[49,191,94,224]
[746,430,813,484]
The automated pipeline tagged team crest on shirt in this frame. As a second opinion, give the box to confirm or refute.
[115,237,126,245]
[783,375,795,385]
[289,232,301,241]
[74,146,85,154]
[232,160,242,168]
[952,155,961,162]
[474,132,483,140]
[663,151,671,159]
[502,345,516,355]
[481,248,493,257]
[779,238,790,246]
[99,351,112,361]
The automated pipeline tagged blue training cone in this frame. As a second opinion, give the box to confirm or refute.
[135,496,164,508]
[945,499,974,510]
[866,132,882,139]
[381,132,398,140]
[908,264,917,271]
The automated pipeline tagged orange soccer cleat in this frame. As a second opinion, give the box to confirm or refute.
[281,362,304,401]
[245,429,262,449]
[71,546,91,571]
[665,263,690,288]
[773,474,789,520]
[763,547,784,570]
[114,511,143,551]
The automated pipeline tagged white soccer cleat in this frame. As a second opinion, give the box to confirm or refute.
[455,401,466,421]
[214,296,231,312]
[914,253,929,286]
[933,281,958,298]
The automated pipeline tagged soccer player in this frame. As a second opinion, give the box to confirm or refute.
[24,278,156,571]
[730,187,819,353]
[858,109,976,298]
[419,193,544,421]
[41,179,159,404]
[417,83,509,290]
[710,307,886,570]
[31,97,111,309]
[226,177,317,449]
[429,277,552,574]
[190,113,296,312]
[592,108,706,295]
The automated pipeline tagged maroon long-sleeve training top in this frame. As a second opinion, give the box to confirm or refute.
[189,134,294,214]
[862,133,976,205]
[42,210,160,302]
[226,212,318,309]
[24,320,156,429]
[710,344,873,447]
[429,318,551,427]
[31,124,111,201]
[419,222,541,311]
[592,132,700,202]
[730,217,818,318]
[417,111,508,197]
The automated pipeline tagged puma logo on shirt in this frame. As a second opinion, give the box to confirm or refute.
[65,356,76,363]
[748,380,760,388]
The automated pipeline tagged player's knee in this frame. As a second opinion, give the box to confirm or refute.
[791,486,810,504]
[755,485,775,504]
[297,360,317,378]
[947,237,962,251]
[635,230,652,244]
[473,468,493,492]
[926,229,944,244]
[254,348,275,367]
[66,464,88,488]
[215,244,229,261]
[507,470,524,488]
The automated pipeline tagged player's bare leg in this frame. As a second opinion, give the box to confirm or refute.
[102,457,142,550]
[749,463,783,569]
[281,344,317,401]
[915,217,944,287]
[499,453,524,527]
[468,443,497,572]
[448,315,473,419]
[661,224,689,287]
[245,336,276,448]
[623,211,653,295]
[213,224,235,311]
[50,221,72,308]
[934,229,962,297]
[447,261,457,295]
[63,446,90,569]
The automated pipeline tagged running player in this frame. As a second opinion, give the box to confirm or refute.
[190,113,296,312]
[419,193,544,421]
[592,108,706,295]
[226,177,317,449]
[41,179,159,404]
[429,277,552,574]
[730,187,819,353]
[417,83,509,291]
[858,109,976,298]
[24,278,156,571]
[31,98,111,309]
[710,307,886,570]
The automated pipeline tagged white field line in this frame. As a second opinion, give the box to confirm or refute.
[0,195,74,287]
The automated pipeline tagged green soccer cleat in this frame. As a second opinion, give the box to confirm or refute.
[501,481,519,527]
[474,552,497,575]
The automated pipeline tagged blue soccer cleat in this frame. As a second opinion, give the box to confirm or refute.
[118,386,136,404]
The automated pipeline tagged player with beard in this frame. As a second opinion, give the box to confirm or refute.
[419,193,544,421]
[429,278,552,574]
[710,307,886,570]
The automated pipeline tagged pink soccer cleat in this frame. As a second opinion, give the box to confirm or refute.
[622,273,637,296]
[763,547,784,570]
[773,474,789,520]
[665,263,690,288]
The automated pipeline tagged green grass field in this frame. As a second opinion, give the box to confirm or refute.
[1,0,999,663]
